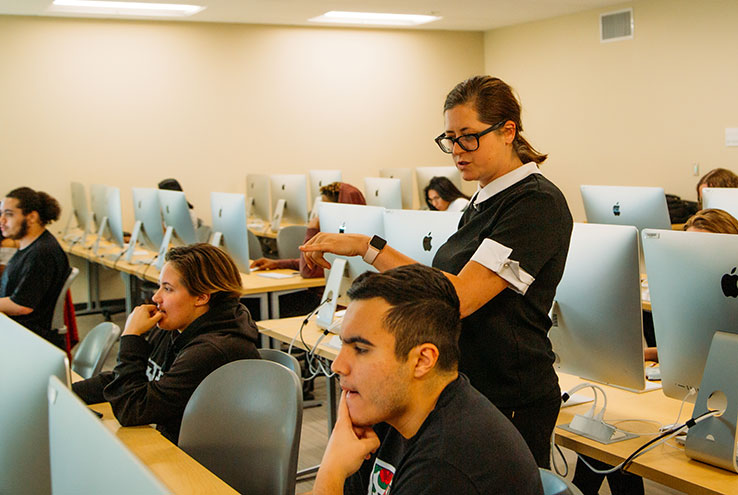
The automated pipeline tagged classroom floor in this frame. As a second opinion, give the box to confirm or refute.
[74,311,685,495]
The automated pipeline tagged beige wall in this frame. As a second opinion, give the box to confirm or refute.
[484,0,738,221]
[0,16,484,230]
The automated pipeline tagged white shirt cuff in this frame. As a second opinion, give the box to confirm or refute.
[470,239,535,295]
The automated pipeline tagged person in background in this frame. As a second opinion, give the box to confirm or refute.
[302,75,573,467]
[683,208,738,234]
[250,182,366,278]
[313,265,542,495]
[424,176,470,211]
[696,168,738,205]
[73,243,260,444]
[0,187,70,348]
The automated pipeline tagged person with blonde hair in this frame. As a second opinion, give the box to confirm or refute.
[683,208,738,234]
[696,168,738,204]
[73,243,260,444]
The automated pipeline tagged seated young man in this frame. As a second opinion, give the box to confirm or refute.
[314,264,543,495]
[73,244,260,444]
[0,187,70,348]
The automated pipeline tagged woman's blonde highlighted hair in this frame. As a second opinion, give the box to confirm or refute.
[165,243,244,299]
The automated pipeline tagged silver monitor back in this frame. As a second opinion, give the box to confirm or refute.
[158,189,197,246]
[105,186,126,248]
[269,174,309,225]
[364,177,403,210]
[549,223,646,391]
[379,167,414,209]
[246,173,271,222]
[415,166,462,210]
[642,228,738,401]
[701,187,738,220]
[210,192,250,274]
[580,185,671,232]
[132,187,164,251]
[89,183,109,233]
[70,181,91,233]
[0,314,69,495]
[383,209,462,267]
[47,376,168,495]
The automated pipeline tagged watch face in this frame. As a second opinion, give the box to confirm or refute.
[371,235,387,250]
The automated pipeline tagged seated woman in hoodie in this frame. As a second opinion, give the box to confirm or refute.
[250,182,366,278]
[73,243,260,444]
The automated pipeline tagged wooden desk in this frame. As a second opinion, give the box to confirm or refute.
[556,374,738,494]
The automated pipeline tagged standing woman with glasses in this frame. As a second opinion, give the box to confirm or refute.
[301,76,572,467]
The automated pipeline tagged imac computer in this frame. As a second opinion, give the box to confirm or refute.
[269,174,309,227]
[318,202,385,308]
[415,166,462,210]
[580,185,671,232]
[210,192,251,274]
[158,189,198,246]
[382,209,462,267]
[548,223,648,392]
[701,187,738,220]
[309,169,342,201]
[48,376,169,495]
[379,167,415,209]
[89,183,109,234]
[130,187,165,252]
[246,174,271,223]
[0,314,70,495]
[364,177,403,210]
[642,228,738,401]
[104,186,126,248]
[65,181,92,240]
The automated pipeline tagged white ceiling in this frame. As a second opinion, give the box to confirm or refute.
[0,0,628,31]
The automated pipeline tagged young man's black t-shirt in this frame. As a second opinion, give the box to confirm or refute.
[0,230,69,343]
[344,375,543,495]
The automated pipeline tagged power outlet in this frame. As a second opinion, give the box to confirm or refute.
[693,163,700,177]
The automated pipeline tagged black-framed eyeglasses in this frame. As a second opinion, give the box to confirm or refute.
[434,119,507,154]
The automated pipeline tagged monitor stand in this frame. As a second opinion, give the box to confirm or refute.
[154,226,173,271]
[270,199,285,233]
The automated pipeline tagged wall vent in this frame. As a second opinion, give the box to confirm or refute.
[600,8,633,43]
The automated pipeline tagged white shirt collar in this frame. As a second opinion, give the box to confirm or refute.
[473,163,541,205]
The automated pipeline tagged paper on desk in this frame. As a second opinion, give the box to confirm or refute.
[256,272,298,279]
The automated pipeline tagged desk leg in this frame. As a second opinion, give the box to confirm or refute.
[76,259,102,316]
[121,273,133,316]
[269,292,280,319]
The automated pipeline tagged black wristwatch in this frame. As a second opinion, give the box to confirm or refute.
[362,235,387,265]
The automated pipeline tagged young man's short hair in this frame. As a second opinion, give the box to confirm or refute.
[347,264,461,371]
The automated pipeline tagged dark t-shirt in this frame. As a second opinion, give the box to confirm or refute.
[344,375,543,495]
[433,173,572,408]
[0,230,70,336]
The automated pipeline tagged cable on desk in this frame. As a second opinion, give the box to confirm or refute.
[287,298,336,381]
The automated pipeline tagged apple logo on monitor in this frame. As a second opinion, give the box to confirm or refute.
[612,202,621,216]
[422,232,432,252]
[721,267,738,298]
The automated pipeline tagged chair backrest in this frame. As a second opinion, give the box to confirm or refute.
[248,228,264,259]
[276,225,307,260]
[71,322,121,379]
[258,348,301,377]
[179,360,303,495]
[51,267,79,334]
[539,468,584,495]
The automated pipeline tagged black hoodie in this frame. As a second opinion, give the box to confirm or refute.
[73,296,260,443]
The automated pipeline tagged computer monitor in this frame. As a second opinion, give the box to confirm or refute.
[210,192,251,274]
[318,203,385,306]
[269,174,309,225]
[309,169,342,202]
[0,314,70,495]
[701,187,738,220]
[104,186,126,248]
[415,166,462,210]
[642,228,738,401]
[246,174,271,223]
[364,177,403,210]
[47,376,169,495]
[382,209,462,267]
[158,189,198,246]
[68,181,91,237]
[580,185,671,232]
[131,187,165,252]
[548,223,647,392]
[379,167,415,209]
[89,183,109,233]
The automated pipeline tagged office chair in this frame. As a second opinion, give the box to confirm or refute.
[248,228,264,259]
[258,348,301,376]
[276,225,308,260]
[539,468,584,495]
[179,360,303,495]
[50,267,80,335]
[71,321,121,379]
